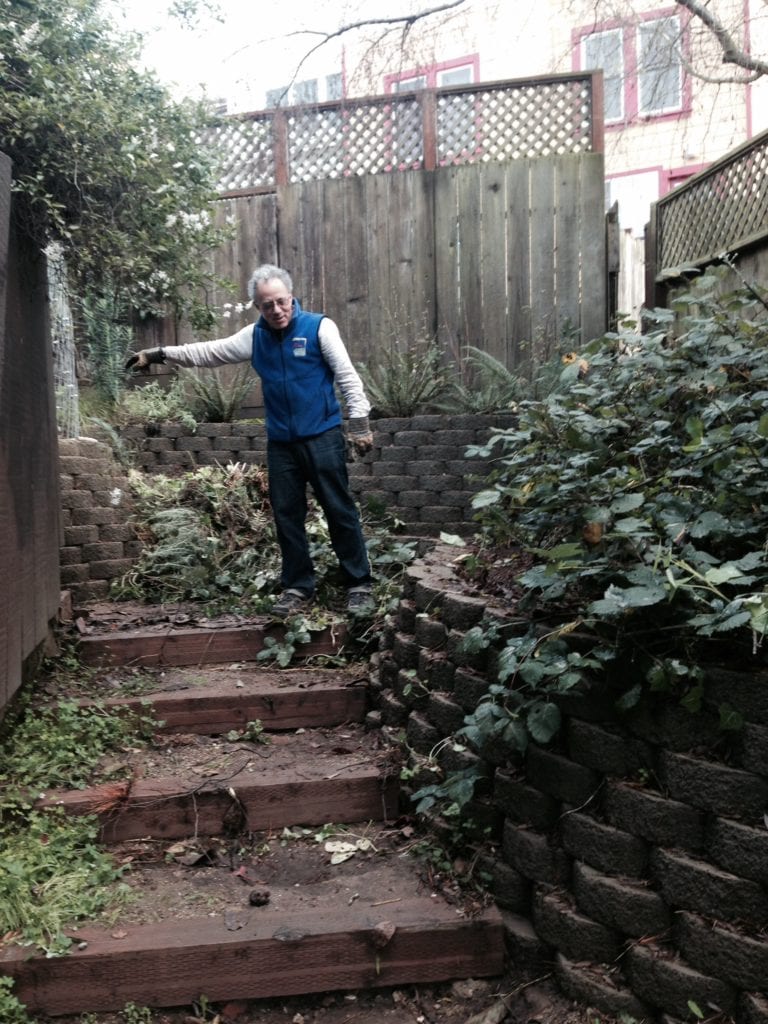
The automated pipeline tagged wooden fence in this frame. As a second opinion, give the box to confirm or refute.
[206,72,604,196]
[646,126,768,305]
[139,72,608,407]
[141,154,607,407]
[0,154,61,717]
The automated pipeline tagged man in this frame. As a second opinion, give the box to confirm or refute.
[126,264,375,616]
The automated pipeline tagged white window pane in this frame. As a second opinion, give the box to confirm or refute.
[266,86,289,108]
[293,79,318,104]
[393,75,427,93]
[638,16,682,114]
[438,66,473,87]
[583,29,623,121]
[326,72,342,101]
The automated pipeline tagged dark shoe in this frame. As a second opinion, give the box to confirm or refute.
[272,589,312,616]
[346,586,375,615]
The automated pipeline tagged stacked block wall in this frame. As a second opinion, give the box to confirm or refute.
[370,545,768,1024]
[119,413,516,536]
[58,438,139,606]
[60,413,514,606]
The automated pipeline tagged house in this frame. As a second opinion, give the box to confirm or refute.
[240,0,767,317]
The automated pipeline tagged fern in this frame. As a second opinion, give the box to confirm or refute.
[180,366,254,422]
[437,346,522,413]
[359,340,453,416]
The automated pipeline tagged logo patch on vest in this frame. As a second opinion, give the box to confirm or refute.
[292,338,307,357]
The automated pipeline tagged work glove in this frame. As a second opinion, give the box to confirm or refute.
[125,347,166,371]
[348,416,374,455]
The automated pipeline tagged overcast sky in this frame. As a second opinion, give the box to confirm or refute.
[113,0,415,110]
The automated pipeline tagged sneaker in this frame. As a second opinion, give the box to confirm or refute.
[272,589,312,616]
[346,586,375,615]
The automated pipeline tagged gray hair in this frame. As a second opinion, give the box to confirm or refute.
[247,264,293,302]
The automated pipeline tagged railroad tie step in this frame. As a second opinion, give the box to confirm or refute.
[5,646,507,1015]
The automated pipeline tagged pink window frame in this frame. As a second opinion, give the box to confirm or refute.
[572,7,691,128]
[383,54,480,94]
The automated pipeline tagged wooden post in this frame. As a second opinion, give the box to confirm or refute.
[589,70,604,154]
[273,110,289,186]
[422,90,437,171]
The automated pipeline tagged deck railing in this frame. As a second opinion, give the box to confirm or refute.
[653,126,768,276]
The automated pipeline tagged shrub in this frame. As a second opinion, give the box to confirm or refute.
[469,269,768,709]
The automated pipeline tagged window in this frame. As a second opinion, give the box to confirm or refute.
[583,29,624,120]
[326,73,343,101]
[438,66,473,87]
[293,79,318,105]
[638,16,682,115]
[576,10,687,125]
[265,74,343,108]
[384,56,478,94]
[266,86,289,108]
[393,75,427,93]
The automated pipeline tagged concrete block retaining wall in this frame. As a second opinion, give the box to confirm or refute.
[120,413,516,537]
[58,438,139,605]
[60,414,515,606]
[369,544,768,1024]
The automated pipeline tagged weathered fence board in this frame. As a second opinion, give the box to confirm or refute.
[506,160,532,370]
[478,164,508,368]
[0,160,61,716]
[529,158,557,365]
[140,153,606,399]
[555,158,582,344]
[580,155,608,345]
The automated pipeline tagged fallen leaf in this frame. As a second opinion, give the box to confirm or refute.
[369,920,396,948]
[224,909,248,931]
[465,1001,508,1024]
[111,929,128,940]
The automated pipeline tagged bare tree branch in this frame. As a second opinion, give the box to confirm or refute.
[676,0,768,78]
[274,0,468,104]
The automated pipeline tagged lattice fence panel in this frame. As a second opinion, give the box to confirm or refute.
[204,117,276,193]
[437,80,594,165]
[287,97,423,180]
[207,75,598,194]
[658,134,768,270]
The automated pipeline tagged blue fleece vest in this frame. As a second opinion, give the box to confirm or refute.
[251,301,342,442]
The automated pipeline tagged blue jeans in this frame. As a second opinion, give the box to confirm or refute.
[267,426,371,596]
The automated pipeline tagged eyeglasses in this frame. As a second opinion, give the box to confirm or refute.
[260,296,292,312]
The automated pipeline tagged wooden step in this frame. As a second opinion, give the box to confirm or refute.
[85,665,368,733]
[76,620,348,668]
[1,831,505,1015]
[38,726,399,843]
[4,618,509,1015]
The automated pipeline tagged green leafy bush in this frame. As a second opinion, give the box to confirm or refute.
[0,0,230,327]
[415,270,768,817]
[117,379,198,432]
[469,271,768,708]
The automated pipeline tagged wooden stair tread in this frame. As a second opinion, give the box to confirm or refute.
[2,899,504,1014]
[39,725,398,842]
[76,621,347,667]
[84,665,368,732]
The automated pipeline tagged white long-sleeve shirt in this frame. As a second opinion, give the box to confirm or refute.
[165,318,371,419]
